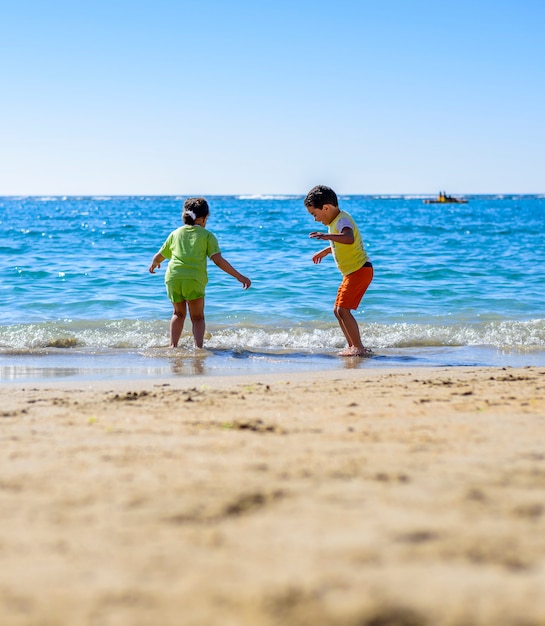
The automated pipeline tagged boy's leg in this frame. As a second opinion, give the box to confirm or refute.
[334,306,365,355]
[170,301,187,347]
[333,306,354,347]
[333,265,373,356]
[187,298,206,348]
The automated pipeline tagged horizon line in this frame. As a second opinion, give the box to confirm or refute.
[1,192,543,198]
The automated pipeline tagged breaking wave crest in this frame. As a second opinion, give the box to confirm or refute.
[1,318,544,354]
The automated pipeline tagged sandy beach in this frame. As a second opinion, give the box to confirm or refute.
[2,365,545,626]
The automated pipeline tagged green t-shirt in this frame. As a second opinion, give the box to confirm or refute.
[159,225,221,286]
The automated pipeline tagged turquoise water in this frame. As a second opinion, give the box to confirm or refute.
[1,195,544,381]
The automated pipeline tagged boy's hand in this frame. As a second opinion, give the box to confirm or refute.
[312,248,331,264]
[309,231,329,241]
[149,262,161,273]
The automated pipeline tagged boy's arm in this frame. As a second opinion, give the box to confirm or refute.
[149,252,166,273]
[211,253,251,289]
[309,227,354,245]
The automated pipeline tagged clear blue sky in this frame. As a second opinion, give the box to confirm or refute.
[1,0,544,195]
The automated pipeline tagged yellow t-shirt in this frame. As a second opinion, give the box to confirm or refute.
[328,211,368,276]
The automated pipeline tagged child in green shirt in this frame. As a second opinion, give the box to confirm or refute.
[149,197,251,348]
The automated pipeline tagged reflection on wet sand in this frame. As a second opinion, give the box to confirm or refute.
[169,353,207,376]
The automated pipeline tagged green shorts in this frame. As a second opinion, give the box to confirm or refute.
[165,278,205,303]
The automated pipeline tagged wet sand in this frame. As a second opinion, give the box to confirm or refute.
[1,366,545,626]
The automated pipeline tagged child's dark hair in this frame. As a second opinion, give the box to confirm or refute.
[304,185,338,209]
[183,197,209,225]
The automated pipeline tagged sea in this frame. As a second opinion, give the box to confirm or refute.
[1,194,544,382]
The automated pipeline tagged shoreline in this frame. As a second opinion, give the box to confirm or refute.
[2,365,545,625]
[0,362,541,391]
[2,344,545,385]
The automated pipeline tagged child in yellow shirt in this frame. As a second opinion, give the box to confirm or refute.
[305,185,373,356]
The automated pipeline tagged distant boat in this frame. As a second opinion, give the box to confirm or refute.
[424,192,468,204]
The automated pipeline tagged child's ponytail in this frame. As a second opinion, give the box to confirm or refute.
[183,209,197,225]
[183,197,209,225]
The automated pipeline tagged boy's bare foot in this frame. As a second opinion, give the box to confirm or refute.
[338,347,373,357]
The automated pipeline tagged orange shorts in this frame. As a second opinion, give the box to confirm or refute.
[334,263,373,310]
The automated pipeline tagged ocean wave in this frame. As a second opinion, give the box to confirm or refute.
[1,318,544,353]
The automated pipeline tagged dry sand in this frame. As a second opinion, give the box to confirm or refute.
[1,365,545,626]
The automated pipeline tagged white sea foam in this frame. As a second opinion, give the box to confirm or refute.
[1,319,544,354]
